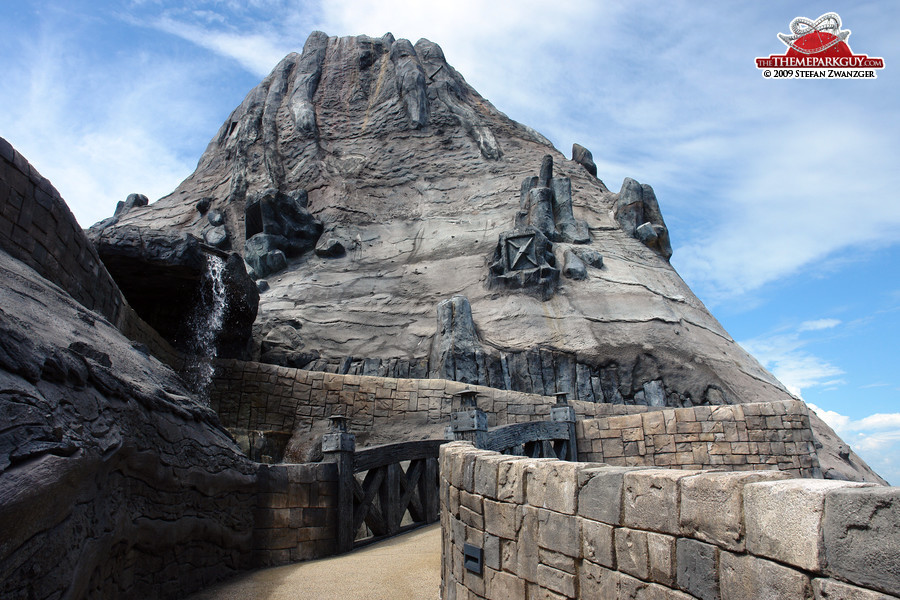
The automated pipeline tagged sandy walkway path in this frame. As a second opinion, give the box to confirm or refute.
[186,524,441,600]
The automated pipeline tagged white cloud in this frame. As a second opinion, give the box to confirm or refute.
[148,16,291,76]
[808,403,900,485]
[739,330,844,398]
[798,318,842,332]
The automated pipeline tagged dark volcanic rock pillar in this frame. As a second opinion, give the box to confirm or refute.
[429,296,481,385]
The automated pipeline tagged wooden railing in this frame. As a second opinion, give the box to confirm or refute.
[322,392,578,553]
[323,421,443,553]
[482,420,575,460]
[451,390,578,462]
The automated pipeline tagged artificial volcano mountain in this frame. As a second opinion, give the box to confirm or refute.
[89,31,882,483]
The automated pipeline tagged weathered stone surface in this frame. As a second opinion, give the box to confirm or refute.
[647,531,676,587]
[580,518,615,568]
[537,507,580,558]
[577,466,633,525]
[525,459,580,514]
[204,225,228,248]
[615,527,649,580]
[624,469,700,535]
[114,192,148,217]
[574,247,604,269]
[562,248,587,280]
[244,233,288,278]
[744,479,874,572]
[0,248,260,599]
[314,237,345,257]
[572,143,598,177]
[579,561,620,599]
[719,552,812,600]
[680,470,789,551]
[208,209,225,227]
[823,487,900,595]
[812,578,900,600]
[676,537,719,600]
[429,295,481,384]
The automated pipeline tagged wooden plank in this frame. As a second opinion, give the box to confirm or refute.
[353,439,446,472]
[422,457,439,522]
[483,421,570,453]
[398,460,425,522]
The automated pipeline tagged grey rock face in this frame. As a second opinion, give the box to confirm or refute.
[0,248,258,599]
[243,187,323,277]
[204,225,228,248]
[430,296,481,384]
[90,31,885,483]
[614,178,673,260]
[86,225,255,358]
[259,322,318,369]
[244,233,288,278]
[575,248,604,269]
[315,237,345,258]
[824,487,900,595]
[114,192,149,217]
[562,248,587,280]
[208,209,225,227]
[572,143,598,177]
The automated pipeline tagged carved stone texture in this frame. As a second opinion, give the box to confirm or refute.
[488,228,559,300]
[615,177,672,260]
[243,187,323,277]
[572,143,598,177]
[430,295,481,384]
[519,155,591,244]
[114,192,148,217]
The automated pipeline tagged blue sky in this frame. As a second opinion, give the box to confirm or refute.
[1,1,898,483]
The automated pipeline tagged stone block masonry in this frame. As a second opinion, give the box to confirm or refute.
[210,359,627,437]
[253,462,339,565]
[440,442,899,600]
[576,400,822,478]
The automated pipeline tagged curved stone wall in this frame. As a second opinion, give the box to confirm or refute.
[440,442,899,599]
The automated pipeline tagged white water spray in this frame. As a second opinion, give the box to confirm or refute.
[185,254,227,403]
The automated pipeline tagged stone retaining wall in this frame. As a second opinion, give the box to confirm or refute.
[254,462,338,566]
[576,400,821,478]
[211,359,609,435]
[440,442,898,600]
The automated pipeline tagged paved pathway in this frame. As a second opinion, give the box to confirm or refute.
[186,524,441,600]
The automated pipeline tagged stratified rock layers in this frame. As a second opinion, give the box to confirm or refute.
[105,32,791,412]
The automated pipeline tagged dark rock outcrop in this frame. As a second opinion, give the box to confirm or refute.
[0,248,259,599]
[86,225,257,358]
[614,177,673,260]
[429,296,481,384]
[244,188,323,278]
[572,143,598,177]
[114,193,148,217]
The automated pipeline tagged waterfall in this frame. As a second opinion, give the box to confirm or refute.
[185,254,227,403]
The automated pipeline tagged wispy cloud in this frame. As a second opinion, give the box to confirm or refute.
[798,318,842,332]
[739,318,846,397]
[809,403,900,484]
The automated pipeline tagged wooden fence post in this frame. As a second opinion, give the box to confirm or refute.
[322,416,356,553]
[450,389,488,448]
[550,392,578,462]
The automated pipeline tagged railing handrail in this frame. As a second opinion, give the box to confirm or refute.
[352,439,447,472]
[482,420,570,453]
